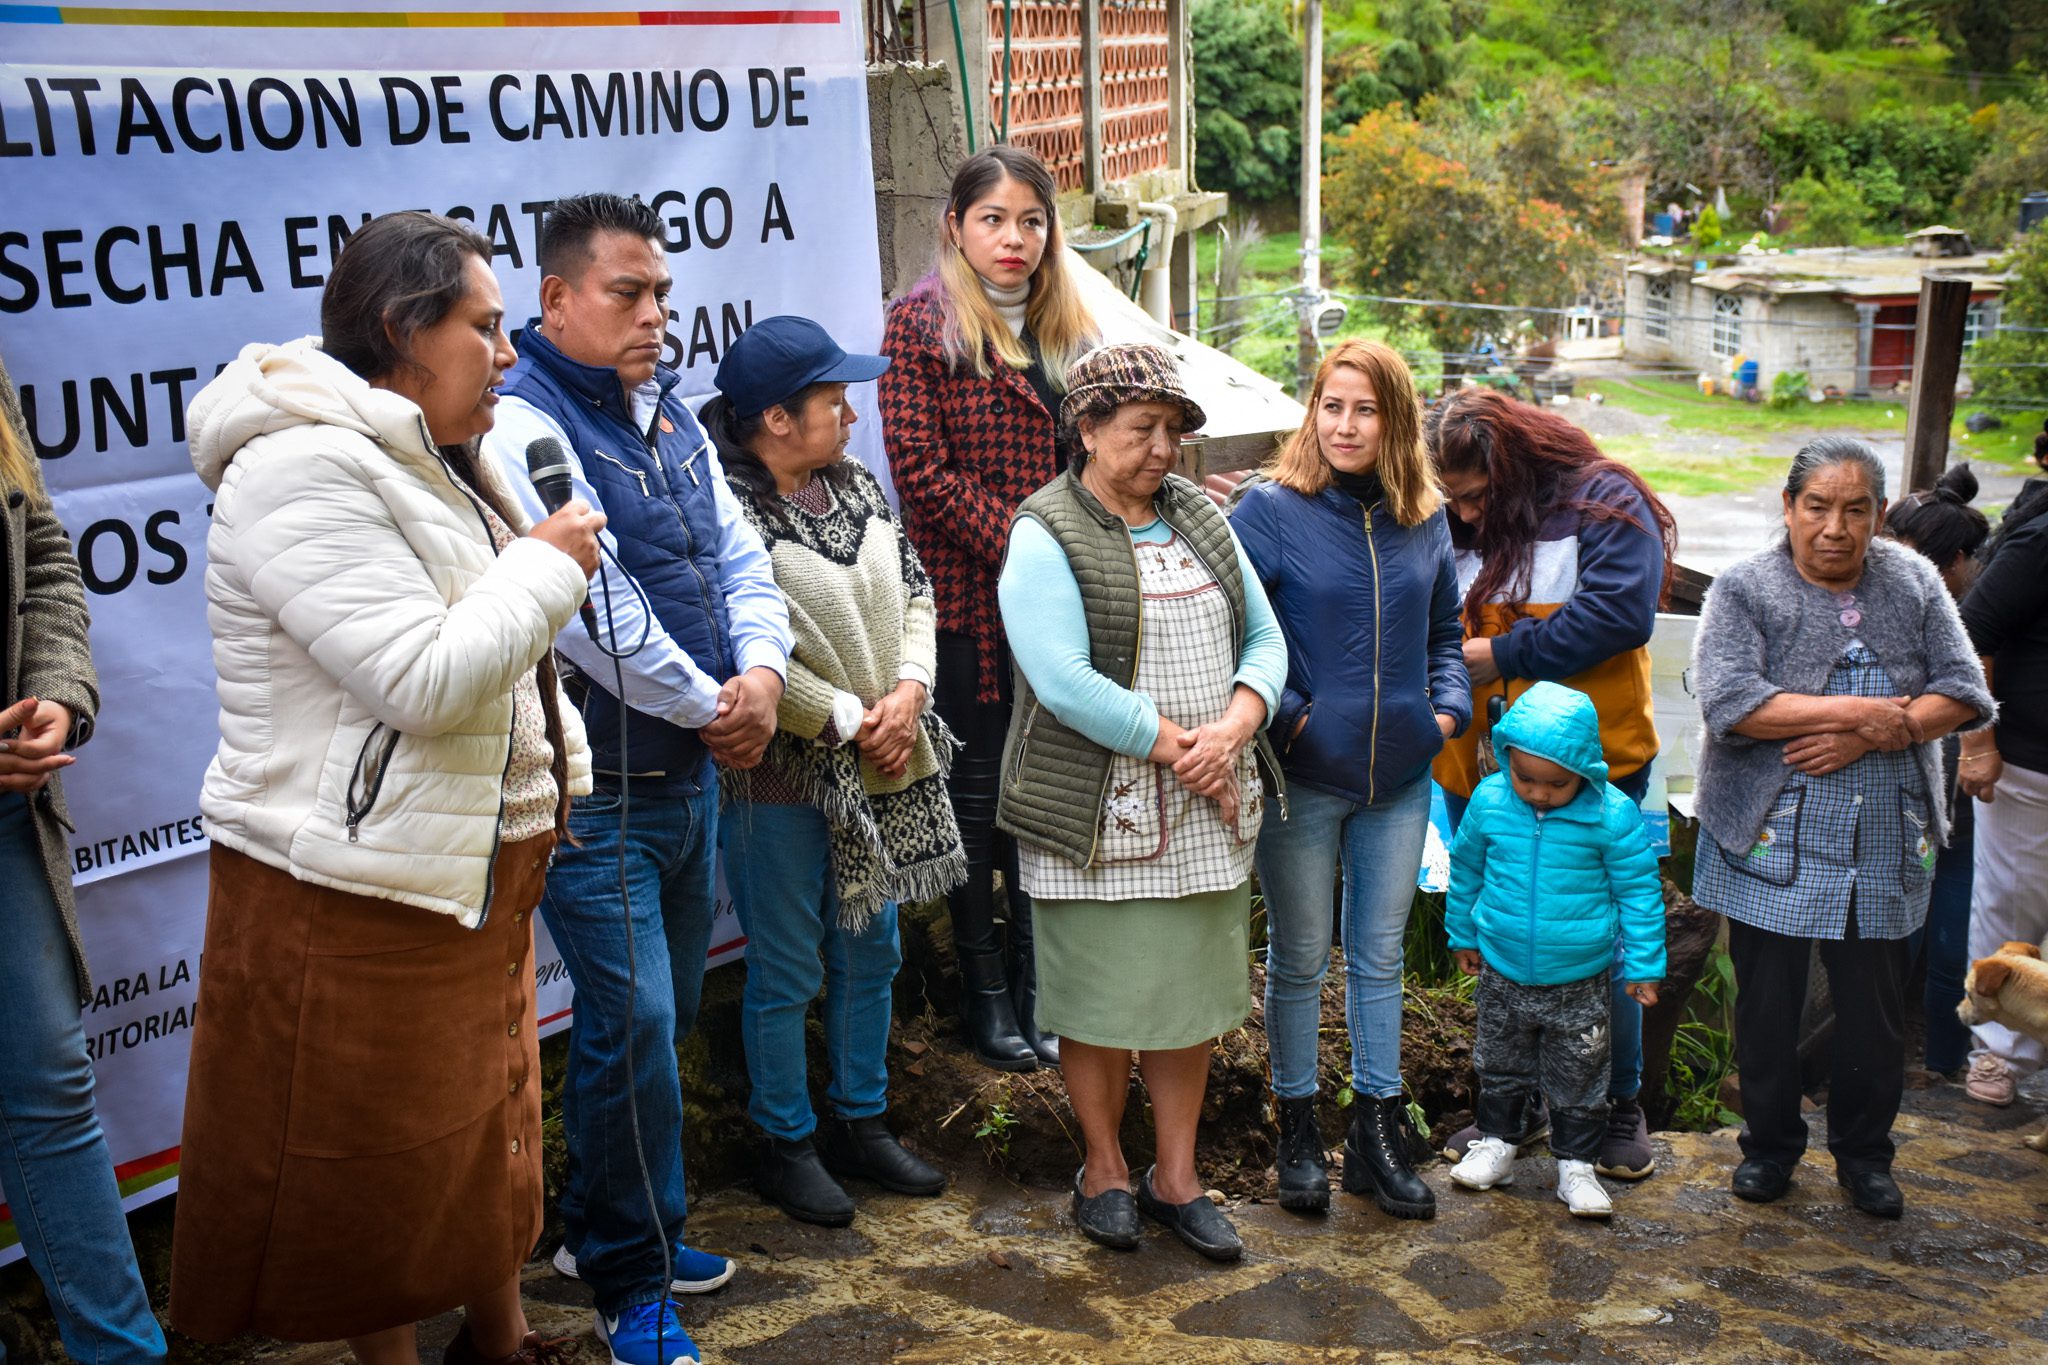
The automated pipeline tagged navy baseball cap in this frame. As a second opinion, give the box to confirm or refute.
[714,315,891,418]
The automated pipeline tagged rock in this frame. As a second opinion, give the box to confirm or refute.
[1964,411,2005,433]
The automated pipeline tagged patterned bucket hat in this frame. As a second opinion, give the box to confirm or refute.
[1058,343,1208,438]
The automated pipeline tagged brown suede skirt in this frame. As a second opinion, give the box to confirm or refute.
[169,834,554,1343]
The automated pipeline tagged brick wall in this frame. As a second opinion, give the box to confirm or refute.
[1096,0,1172,183]
[989,0,1088,191]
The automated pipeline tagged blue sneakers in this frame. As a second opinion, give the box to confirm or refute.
[597,1299,698,1365]
[553,1243,736,1294]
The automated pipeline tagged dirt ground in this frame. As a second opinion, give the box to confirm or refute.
[0,865,2021,1363]
[881,961,1478,1208]
[95,1036,2048,1365]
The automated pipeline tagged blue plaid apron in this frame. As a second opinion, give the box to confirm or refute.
[1694,640,1936,940]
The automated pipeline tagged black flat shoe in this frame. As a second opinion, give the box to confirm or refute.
[819,1115,946,1196]
[1136,1167,1242,1262]
[1838,1168,1904,1219]
[1731,1157,1794,1204]
[1072,1167,1140,1250]
[757,1136,856,1227]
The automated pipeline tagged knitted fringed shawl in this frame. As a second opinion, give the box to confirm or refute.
[745,713,966,932]
[725,462,968,931]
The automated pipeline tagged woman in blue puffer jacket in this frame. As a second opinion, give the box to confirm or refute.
[1444,682,1665,1218]
[1228,340,1471,1221]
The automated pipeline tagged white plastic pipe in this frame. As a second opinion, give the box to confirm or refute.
[1136,198,1179,327]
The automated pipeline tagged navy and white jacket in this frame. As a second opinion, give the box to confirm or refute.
[1229,473,1471,806]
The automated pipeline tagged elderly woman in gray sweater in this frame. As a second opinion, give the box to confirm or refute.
[1691,436,1993,1221]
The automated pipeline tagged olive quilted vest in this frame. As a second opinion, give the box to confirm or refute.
[997,468,1275,868]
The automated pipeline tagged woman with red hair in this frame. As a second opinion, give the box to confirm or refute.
[1424,387,1675,1182]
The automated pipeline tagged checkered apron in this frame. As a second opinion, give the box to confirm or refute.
[1693,640,1936,940]
[1021,528,1264,901]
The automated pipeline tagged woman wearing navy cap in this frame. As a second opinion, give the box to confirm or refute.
[701,316,965,1226]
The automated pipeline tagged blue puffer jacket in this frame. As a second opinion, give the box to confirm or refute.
[1228,474,1471,806]
[1446,682,1666,986]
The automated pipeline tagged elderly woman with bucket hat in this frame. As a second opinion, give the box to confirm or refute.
[700,316,965,1228]
[994,343,1288,1261]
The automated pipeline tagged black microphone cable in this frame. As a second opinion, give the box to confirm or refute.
[592,553,678,1349]
[538,439,678,1347]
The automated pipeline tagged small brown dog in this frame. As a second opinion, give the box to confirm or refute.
[1958,941,2048,1152]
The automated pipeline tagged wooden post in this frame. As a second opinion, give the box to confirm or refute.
[1904,276,1972,494]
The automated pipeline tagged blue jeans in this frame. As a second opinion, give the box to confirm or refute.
[0,795,165,1365]
[1257,775,1432,1100]
[1911,800,1973,1074]
[1444,768,1647,1100]
[540,767,720,1318]
[720,802,900,1141]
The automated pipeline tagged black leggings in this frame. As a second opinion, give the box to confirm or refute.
[935,631,1021,953]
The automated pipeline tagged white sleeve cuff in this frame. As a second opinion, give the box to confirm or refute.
[736,638,790,681]
[898,662,934,713]
[829,689,867,745]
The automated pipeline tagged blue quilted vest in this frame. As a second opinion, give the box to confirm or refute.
[502,326,733,777]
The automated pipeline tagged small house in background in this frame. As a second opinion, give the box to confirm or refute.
[1621,240,2008,397]
[1907,225,1975,258]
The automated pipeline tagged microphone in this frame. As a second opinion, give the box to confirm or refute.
[526,436,601,640]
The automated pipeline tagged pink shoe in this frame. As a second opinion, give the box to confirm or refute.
[1966,1054,2016,1107]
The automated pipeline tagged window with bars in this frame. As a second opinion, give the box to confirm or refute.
[1644,278,1672,340]
[1712,293,1743,358]
[1964,302,1986,351]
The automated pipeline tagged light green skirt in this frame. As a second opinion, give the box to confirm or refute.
[1032,882,1252,1051]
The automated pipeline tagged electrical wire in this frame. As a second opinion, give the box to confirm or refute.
[582,532,668,1349]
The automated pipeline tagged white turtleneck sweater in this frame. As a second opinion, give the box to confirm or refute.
[980,276,1029,338]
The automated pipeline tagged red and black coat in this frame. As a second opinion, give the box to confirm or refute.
[878,281,1059,704]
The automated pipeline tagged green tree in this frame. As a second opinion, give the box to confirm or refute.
[1764,103,1982,230]
[1378,0,1464,106]
[1607,0,1791,195]
[1782,171,1871,243]
[1191,0,1301,206]
[1953,102,2048,247]
[1326,47,1404,134]
[1971,230,2048,405]
[1693,204,1724,250]
[1322,107,1599,360]
[1779,0,1863,51]
[1901,0,2048,80]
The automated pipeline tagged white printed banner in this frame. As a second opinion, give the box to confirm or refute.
[0,0,880,1250]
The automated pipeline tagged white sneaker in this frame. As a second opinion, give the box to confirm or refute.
[1450,1135,1516,1190]
[1557,1159,1613,1219]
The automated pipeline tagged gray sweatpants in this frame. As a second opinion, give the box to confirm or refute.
[1473,966,1612,1162]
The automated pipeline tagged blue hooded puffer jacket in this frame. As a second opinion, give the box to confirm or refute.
[1446,681,1667,986]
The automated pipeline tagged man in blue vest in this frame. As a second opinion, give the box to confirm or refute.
[488,192,792,1365]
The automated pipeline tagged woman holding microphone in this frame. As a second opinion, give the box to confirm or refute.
[170,211,606,1365]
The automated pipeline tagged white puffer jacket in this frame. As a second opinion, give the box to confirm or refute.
[191,338,593,926]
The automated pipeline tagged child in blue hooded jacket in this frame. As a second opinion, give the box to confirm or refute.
[1445,681,1666,1218]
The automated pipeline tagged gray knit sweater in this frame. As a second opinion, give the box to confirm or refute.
[1691,537,1994,857]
